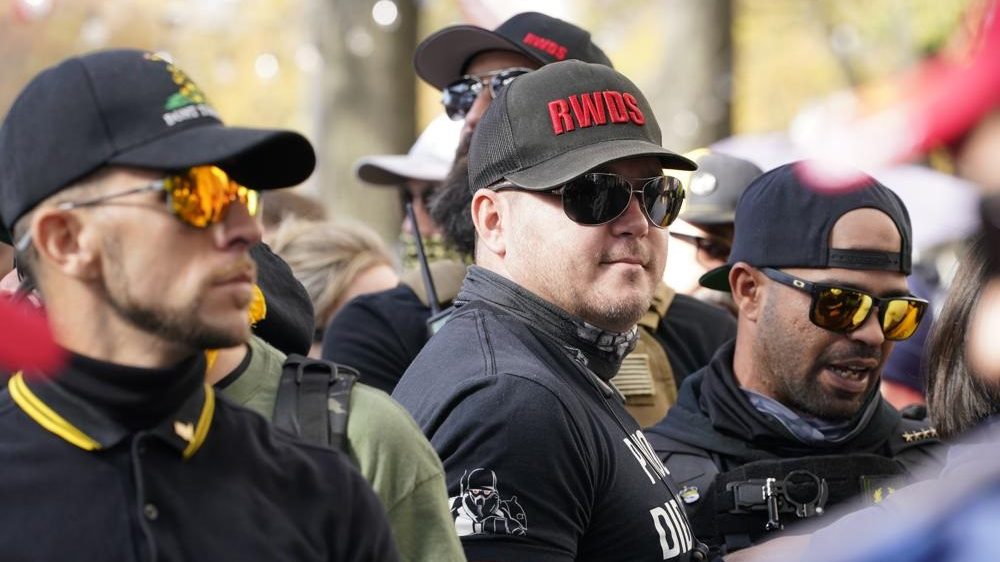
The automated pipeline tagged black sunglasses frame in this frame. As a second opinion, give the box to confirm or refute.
[441,67,533,120]
[492,173,685,229]
[760,267,928,340]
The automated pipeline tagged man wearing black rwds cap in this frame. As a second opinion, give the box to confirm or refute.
[393,60,706,562]
[0,49,398,561]
[645,162,945,557]
[323,12,615,394]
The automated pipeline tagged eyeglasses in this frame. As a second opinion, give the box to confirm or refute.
[670,232,731,261]
[14,166,258,253]
[493,173,685,229]
[442,67,533,120]
[760,267,928,341]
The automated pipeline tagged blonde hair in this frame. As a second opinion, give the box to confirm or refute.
[268,217,397,328]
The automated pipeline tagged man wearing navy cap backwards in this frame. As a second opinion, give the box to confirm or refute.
[393,59,707,562]
[0,49,398,561]
[646,162,944,557]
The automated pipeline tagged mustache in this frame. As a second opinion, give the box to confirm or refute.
[207,257,257,285]
[820,342,882,365]
[601,242,652,265]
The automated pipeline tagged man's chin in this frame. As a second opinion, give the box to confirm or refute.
[192,316,252,350]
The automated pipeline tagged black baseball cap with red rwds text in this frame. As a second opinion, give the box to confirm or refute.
[467,60,696,194]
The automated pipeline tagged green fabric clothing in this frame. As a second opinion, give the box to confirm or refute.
[220,336,466,562]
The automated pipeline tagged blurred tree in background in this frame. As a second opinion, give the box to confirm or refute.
[0,0,975,243]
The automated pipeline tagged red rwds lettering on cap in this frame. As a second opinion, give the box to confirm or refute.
[548,91,645,135]
[523,32,568,60]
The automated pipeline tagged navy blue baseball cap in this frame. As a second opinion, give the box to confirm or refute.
[0,49,316,240]
[699,161,913,291]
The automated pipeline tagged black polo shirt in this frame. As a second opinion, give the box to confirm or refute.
[0,352,399,562]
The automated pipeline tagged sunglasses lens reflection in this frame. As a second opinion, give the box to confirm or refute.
[561,174,633,225]
[166,166,258,228]
[812,286,925,341]
[813,287,873,333]
[881,299,926,340]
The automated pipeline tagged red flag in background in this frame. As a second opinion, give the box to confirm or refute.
[792,0,1000,192]
[0,296,64,376]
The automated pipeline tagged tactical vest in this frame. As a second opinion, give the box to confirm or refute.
[611,282,677,427]
[674,452,917,556]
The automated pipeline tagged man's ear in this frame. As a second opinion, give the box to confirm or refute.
[32,209,101,281]
[729,262,764,322]
[471,188,507,257]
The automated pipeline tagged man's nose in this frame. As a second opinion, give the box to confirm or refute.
[215,199,262,250]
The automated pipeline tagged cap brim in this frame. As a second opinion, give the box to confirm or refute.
[698,264,733,291]
[354,155,450,185]
[414,25,543,90]
[503,140,697,190]
[109,124,315,190]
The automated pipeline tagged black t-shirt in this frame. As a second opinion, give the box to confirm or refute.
[321,284,429,394]
[0,352,399,561]
[393,300,697,562]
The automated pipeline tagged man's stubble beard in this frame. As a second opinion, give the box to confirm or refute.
[756,298,880,421]
[555,254,657,333]
[101,238,250,351]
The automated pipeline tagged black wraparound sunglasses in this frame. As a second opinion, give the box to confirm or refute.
[761,267,928,341]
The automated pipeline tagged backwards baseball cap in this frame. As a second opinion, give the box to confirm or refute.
[699,161,913,291]
[0,49,316,238]
[468,60,696,193]
[679,149,763,225]
[414,11,614,90]
[354,113,462,186]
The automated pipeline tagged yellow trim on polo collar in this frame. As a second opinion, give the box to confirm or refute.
[8,372,101,451]
[182,384,215,460]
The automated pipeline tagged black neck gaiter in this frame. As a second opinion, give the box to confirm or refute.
[55,352,205,431]
[455,266,638,381]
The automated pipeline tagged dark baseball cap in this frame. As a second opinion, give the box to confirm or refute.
[414,12,614,90]
[680,150,763,225]
[0,49,316,238]
[468,60,696,193]
[699,161,913,291]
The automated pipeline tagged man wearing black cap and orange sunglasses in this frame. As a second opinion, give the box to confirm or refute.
[0,49,398,561]
[646,162,944,558]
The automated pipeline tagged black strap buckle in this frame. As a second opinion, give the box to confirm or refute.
[727,470,830,531]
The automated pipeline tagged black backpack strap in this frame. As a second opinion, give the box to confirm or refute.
[273,354,359,449]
